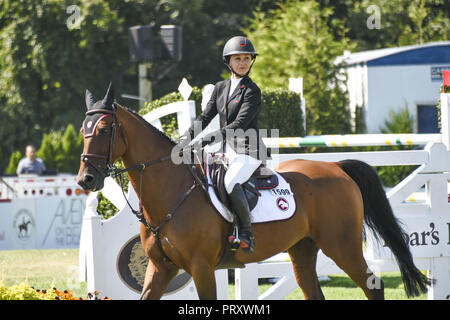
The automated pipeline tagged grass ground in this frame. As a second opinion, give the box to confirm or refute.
[0,248,427,300]
[0,248,88,298]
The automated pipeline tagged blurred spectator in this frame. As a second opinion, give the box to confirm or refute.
[16,145,46,175]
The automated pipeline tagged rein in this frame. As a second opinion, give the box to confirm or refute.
[81,103,204,259]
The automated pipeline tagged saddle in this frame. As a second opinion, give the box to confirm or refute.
[207,156,279,213]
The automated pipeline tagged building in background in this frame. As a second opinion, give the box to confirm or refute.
[337,41,450,133]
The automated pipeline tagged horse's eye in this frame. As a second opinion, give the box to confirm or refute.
[99,127,110,135]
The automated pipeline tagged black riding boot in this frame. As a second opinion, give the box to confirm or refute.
[229,183,255,253]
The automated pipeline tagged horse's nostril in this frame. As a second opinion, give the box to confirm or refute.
[84,174,94,183]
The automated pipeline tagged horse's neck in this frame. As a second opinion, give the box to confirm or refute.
[117,106,191,225]
[118,106,173,164]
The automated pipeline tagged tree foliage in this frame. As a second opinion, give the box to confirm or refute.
[0,0,267,168]
[375,106,417,187]
[1,0,449,169]
[319,0,450,50]
[244,0,353,135]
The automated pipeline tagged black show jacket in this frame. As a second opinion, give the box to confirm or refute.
[187,76,269,161]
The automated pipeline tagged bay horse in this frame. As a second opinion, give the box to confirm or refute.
[77,84,433,300]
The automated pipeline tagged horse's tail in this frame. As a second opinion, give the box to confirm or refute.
[339,159,434,297]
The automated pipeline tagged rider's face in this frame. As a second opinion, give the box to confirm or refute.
[229,54,252,78]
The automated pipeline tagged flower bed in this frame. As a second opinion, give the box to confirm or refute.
[0,281,110,300]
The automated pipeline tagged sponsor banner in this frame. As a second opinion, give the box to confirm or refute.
[366,214,450,259]
[0,197,86,250]
[0,201,13,250]
[11,199,36,250]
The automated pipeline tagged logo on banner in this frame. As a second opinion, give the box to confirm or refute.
[13,209,35,244]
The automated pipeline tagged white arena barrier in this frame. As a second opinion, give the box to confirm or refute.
[241,92,450,300]
[0,175,88,250]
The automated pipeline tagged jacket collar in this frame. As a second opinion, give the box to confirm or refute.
[226,76,250,102]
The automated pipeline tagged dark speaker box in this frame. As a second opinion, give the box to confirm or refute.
[129,25,153,62]
[160,25,182,61]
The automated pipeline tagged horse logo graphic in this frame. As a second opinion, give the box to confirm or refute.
[13,209,35,244]
[276,197,289,211]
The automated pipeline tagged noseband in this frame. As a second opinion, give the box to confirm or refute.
[80,107,119,177]
[81,103,173,177]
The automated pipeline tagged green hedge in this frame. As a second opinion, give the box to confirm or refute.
[139,87,203,139]
[138,86,304,140]
[259,88,303,137]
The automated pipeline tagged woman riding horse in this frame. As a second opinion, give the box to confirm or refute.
[177,36,269,253]
[77,45,433,300]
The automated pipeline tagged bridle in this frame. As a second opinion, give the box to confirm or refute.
[80,103,171,178]
[80,107,120,178]
[80,102,204,259]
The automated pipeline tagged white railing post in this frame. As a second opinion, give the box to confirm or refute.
[235,264,259,299]
[440,93,450,150]
[78,191,103,289]
[177,100,196,135]
[425,92,450,300]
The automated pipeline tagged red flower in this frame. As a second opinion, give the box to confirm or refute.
[443,70,450,91]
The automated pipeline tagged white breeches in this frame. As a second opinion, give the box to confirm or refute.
[223,144,262,194]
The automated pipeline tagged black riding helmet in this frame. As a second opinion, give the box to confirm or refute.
[222,36,257,77]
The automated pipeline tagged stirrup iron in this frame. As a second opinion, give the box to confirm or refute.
[228,224,241,251]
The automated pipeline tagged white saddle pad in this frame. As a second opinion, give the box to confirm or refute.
[206,157,297,224]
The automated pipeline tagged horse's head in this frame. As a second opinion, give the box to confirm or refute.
[76,83,127,191]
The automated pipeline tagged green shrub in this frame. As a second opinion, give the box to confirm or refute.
[138,86,304,140]
[97,160,127,219]
[259,88,303,137]
[5,150,22,175]
[139,87,203,139]
[352,106,417,187]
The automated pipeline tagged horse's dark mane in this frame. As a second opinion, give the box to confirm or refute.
[116,102,176,145]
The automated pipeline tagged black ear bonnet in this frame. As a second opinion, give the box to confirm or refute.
[83,83,115,138]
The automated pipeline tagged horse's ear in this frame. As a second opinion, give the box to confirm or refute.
[102,82,114,108]
[85,89,95,109]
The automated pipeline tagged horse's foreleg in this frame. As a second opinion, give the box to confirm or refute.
[190,260,217,300]
[140,259,178,300]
